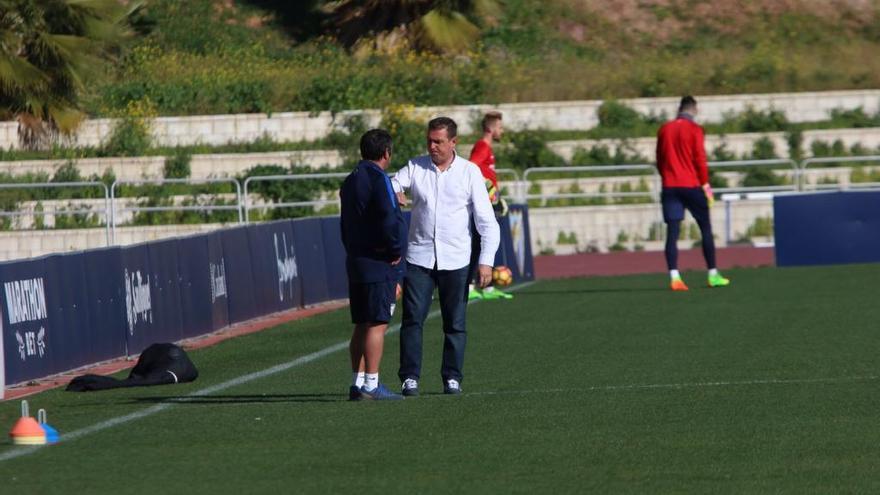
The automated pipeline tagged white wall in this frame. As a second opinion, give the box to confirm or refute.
[3,127,880,181]
[528,200,774,255]
[1,89,878,150]
[0,224,225,262]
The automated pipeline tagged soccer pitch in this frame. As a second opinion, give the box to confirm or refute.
[1,264,878,493]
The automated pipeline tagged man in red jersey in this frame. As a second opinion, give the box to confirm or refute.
[656,96,730,291]
[468,111,513,300]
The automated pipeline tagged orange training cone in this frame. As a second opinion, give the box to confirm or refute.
[9,400,46,446]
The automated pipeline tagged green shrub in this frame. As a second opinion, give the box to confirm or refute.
[850,167,880,183]
[786,130,804,161]
[708,168,729,189]
[739,216,774,241]
[742,168,784,188]
[748,137,778,160]
[163,150,192,179]
[102,99,156,157]
[570,143,647,167]
[597,101,643,130]
[829,107,880,128]
[740,107,788,133]
[609,230,629,251]
[556,231,577,244]
[381,105,428,170]
[496,130,565,169]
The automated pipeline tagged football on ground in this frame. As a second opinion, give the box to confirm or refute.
[492,266,513,286]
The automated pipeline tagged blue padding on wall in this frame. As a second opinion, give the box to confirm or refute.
[206,232,229,331]
[0,257,53,385]
[44,254,92,376]
[248,220,302,314]
[502,205,535,281]
[320,217,348,301]
[119,243,154,356]
[2,206,537,387]
[147,239,184,345]
[292,218,329,306]
[177,235,214,339]
[221,226,259,324]
[81,247,127,363]
[774,191,880,267]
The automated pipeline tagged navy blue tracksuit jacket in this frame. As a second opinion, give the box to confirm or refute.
[340,160,407,284]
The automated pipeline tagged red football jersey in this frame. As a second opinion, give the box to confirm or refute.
[468,139,498,189]
[655,116,709,188]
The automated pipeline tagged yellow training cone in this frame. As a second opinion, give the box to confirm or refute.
[9,400,46,446]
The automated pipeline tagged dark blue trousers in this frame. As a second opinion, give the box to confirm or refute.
[398,262,470,384]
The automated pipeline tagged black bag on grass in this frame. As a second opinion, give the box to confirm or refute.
[66,343,198,392]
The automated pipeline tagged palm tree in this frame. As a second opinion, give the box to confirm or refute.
[325,0,501,53]
[0,0,140,148]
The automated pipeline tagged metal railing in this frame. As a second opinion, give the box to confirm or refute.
[0,181,111,245]
[495,168,520,182]
[517,159,802,204]
[242,173,348,222]
[110,178,243,243]
[707,158,800,194]
[0,156,876,255]
[800,155,880,191]
[521,164,659,205]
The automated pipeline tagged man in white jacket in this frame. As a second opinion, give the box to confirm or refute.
[392,117,500,396]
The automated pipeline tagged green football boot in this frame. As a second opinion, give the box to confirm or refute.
[468,288,483,301]
[707,273,731,288]
[481,288,514,300]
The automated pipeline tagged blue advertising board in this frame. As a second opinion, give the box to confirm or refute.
[2,206,535,390]
[220,226,259,324]
[775,191,880,267]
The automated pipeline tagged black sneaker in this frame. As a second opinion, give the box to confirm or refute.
[443,379,462,395]
[401,378,419,397]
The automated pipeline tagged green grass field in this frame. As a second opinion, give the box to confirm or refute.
[1,264,879,493]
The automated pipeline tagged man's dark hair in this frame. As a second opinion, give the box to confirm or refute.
[360,129,393,161]
[428,116,458,139]
[679,95,697,113]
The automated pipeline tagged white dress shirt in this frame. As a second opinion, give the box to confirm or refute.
[392,153,500,270]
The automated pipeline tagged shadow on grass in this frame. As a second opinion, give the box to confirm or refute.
[133,393,344,404]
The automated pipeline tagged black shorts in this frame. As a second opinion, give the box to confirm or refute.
[661,187,710,224]
[348,280,397,324]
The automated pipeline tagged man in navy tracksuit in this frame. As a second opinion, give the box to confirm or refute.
[340,129,407,400]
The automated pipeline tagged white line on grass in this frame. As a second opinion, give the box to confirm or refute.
[459,375,880,398]
[0,281,536,463]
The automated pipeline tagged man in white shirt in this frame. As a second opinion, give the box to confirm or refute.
[392,117,500,396]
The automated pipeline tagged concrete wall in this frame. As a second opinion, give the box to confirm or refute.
[0,199,773,261]
[528,200,774,255]
[0,150,344,181]
[4,127,880,181]
[2,89,878,150]
[547,127,880,163]
[0,223,225,262]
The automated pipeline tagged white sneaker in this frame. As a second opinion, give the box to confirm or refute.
[402,378,419,397]
[444,379,461,395]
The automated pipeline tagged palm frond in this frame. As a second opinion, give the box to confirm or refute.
[327,0,500,52]
[419,10,479,52]
[0,51,48,93]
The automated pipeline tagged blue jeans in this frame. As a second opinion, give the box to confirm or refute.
[398,262,470,384]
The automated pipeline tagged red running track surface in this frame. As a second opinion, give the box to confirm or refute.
[535,246,775,279]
